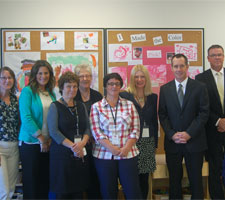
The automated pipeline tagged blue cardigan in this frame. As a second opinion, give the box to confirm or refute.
[19,86,56,143]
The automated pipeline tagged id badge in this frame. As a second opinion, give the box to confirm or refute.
[74,137,81,143]
[74,136,87,156]
[142,128,149,138]
[112,134,119,145]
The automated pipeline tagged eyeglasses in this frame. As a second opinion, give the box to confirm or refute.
[107,82,121,87]
[79,75,92,79]
[0,77,13,81]
[209,54,224,58]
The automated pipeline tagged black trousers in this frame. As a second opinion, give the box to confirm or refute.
[166,147,204,200]
[19,142,49,199]
[139,173,149,200]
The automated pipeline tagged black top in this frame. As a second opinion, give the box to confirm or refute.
[48,101,90,193]
[75,88,103,115]
[120,91,158,147]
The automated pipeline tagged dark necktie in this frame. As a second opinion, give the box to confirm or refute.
[178,83,184,107]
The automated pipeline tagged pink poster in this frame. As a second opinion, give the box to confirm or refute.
[142,46,175,84]
[175,43,197,61]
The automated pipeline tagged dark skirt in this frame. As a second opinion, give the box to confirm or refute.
[50,145,90,194]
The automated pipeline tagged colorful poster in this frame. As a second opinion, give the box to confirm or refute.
[4,52,41,94]
[108,44,132,62]
[41,32,65,50]
[6,32,30,50]
[47,52,98,99]
[143,46,175,82]
[188,66,203,79]
[108,66,127,90]
[74,32,98,50]
[175,43,197,61]
[143,46,174,65]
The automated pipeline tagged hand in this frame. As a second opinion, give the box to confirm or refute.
[218,118,225,132]
[172,132,191,144]
[48,138,52,146]
[71,141,85,158]
[172,132,181,143]
[217,126,225,133]
[111,146,121,156]
[40,142,49,152]
[118,146,129,157]
[179,131,191,143]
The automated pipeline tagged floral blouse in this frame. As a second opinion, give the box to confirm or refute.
[0,93,19,141]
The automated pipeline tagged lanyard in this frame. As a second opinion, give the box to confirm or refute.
[60,97,79,136]
[109,100,119,126]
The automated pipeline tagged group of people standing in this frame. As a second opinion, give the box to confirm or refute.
[0,44,225,200]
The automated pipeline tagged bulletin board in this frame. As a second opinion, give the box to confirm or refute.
[106,28,204,154]
[1,28,104,96]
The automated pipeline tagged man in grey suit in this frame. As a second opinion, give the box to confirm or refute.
[159,54,209,199]
[196,44,225,199]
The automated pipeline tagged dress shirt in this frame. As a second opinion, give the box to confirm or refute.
[175,77,188,95]
[90,97,140,160]
[211,68,224,87]
[211,68,225,126]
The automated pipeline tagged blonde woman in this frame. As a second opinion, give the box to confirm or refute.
[120,65,158,199]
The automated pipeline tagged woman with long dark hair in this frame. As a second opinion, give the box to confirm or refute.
[19,60,56,199]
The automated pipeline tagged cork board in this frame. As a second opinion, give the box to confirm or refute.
[106,28,204,154]
[1,28,104,94]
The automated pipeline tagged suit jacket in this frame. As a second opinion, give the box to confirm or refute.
[158,78,209,153]
[196,69,225,145]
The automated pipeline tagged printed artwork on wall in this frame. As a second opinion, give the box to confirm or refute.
[74,32,98,50]
[4,52,41,95]
[6,32,31,50]
[47,52,98,99]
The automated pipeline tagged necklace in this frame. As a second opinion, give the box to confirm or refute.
[39,89,49,96]
[136,95,145,107]
[137,97,145,102]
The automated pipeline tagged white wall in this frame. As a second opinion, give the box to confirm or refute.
[1,0,225,69]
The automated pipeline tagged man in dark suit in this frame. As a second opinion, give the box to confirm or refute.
[195,44,225,199]
[159,54,209,199]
